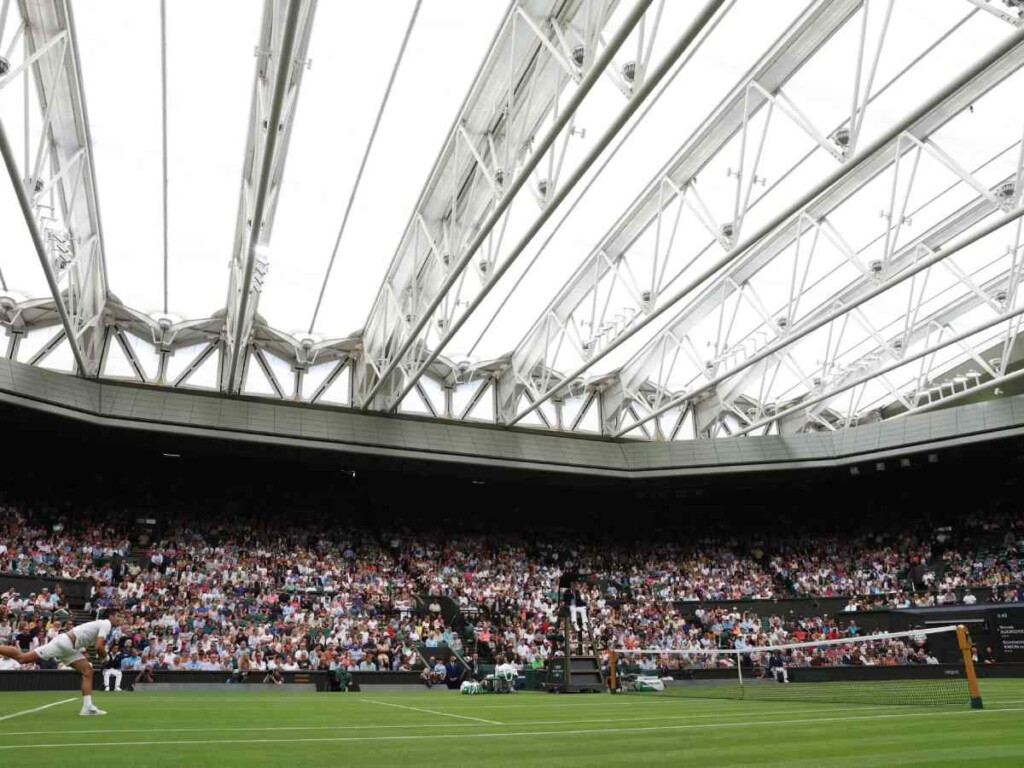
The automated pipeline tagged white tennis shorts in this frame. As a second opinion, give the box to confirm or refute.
[36,634,85,666]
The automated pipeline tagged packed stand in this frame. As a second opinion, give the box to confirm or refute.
[0,501,1021,675]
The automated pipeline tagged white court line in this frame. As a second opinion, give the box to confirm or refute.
[362,698,502,725]
[0,698,78,722]
[0,705,1020,750]
[340,695,1024,713]
[0,700,943,737]
[12,693,1017,713]
[101,695,769,710]
[444,696,1024,716]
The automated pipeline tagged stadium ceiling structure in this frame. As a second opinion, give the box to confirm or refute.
[1,0,1024,441]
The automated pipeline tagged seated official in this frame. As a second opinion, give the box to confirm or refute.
[103,647,127,692]
[333,665,352,692]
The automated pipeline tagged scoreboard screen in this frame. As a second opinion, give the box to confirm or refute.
[991,607,1024,662]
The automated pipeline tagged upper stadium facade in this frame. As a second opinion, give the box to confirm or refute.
[1,0,1024,443]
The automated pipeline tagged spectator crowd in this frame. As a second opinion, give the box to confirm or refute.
[1,500,1021,676]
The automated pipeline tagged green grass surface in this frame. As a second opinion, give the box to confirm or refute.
[1,680,1023,766]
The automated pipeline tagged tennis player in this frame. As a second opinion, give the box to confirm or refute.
[0,607,120,716]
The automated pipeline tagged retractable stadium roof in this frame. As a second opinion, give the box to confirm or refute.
[1,0,1023,441]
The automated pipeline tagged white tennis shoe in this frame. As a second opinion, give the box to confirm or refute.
[79,705,107,716]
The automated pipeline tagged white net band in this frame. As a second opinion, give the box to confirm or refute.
[612,624,959,656]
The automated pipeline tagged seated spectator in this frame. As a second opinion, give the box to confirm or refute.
[431,656,446,684]
[420,664,434,689]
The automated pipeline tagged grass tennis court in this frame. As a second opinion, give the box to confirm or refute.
[1,680,1023,766]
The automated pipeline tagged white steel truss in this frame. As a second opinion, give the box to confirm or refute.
[727,206,1024,436]
[495,0,863,425]
[0,0,107,375]
[604,147,1023,436]
[508,19,1024,433]
[355,0,674,411]
[221,0,317,394]
[376,0,727,417]
[602,121,1024,436]
[715,188,1023,433]
[635,197,1024,439]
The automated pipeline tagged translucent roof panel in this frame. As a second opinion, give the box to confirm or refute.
[73,0,162,312]
[257,0,421,337]
[0,166,46,299]
[293,0,509,339]
[75,0,260,319]
[0,17,65,300]
[164,1,262,319]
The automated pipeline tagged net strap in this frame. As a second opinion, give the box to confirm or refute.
[613,623,958,656]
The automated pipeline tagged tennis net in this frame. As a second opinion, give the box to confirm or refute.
[610,624,983,707]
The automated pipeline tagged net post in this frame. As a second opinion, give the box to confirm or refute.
[956,624,983,709]
[609,649,617,693]
[736,651,743,689]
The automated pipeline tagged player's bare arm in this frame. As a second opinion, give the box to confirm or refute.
[1,609,121,716]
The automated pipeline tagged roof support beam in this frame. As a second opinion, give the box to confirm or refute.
[496,0,862,423]
[0,112,87,373]
[221,0,316,393]
[510,22,1024,427]
[0,0,112,376]
[660,169,1021,436]
[750,253,1019,431]
[726,204,1024,436]
[653,202,1024,437]
[810,220,1024,423]
[383,0,726,415]
[354,0,633,411]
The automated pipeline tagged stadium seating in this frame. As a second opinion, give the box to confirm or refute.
[1,498,1019,675]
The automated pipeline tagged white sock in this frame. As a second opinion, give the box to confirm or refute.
[83,695,93,708]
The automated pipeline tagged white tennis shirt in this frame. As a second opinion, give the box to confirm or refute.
[71,619,112,650]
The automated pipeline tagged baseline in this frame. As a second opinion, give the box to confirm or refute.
[0,698,78,723]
